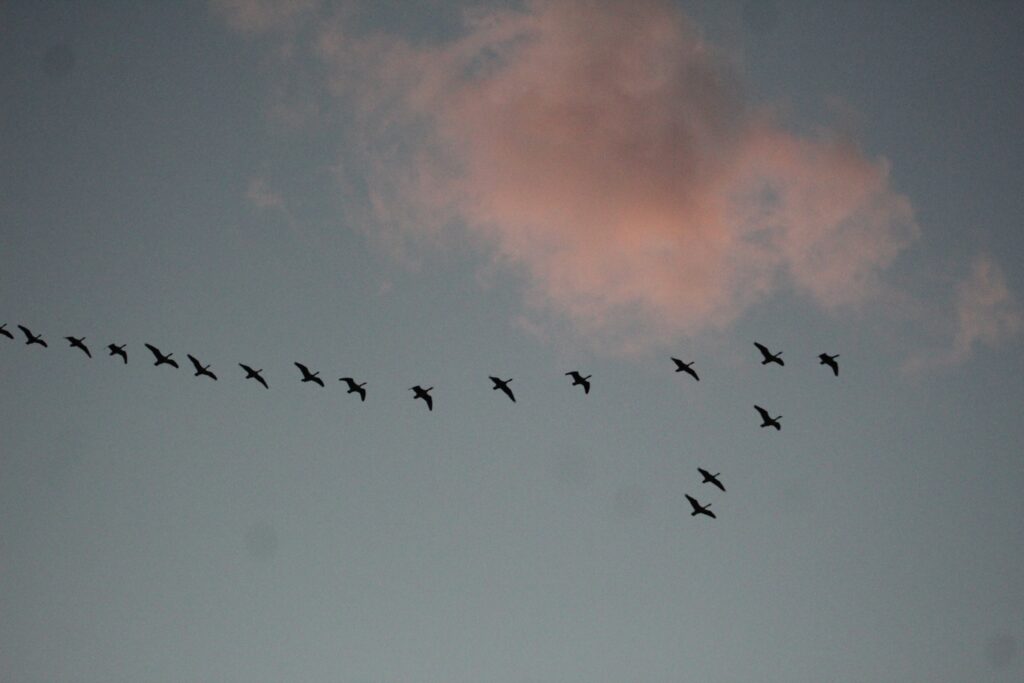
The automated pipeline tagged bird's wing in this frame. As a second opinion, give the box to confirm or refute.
[144,343,161,359]
[167,359,179,368]
[187,354,202,370]
[686,366,699,381]
[582,380,590,394]
[501,385,516,402]
[754,342,770,356]
[713,480,726,492]
[239,363,252,373]
[17,325,33,339]
[294,362,310,375]
[425,395,433,411]
[754,405,769,420]
[684,494,699,511]
[671,357,684,369]
[704,509,717,519]
[256,375,269,389]
[698,468,710,478]
[313,377,324,387]
[357,388,366,401]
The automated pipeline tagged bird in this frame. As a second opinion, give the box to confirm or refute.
[65,336,92,358]
[410,385,433,411]
[187,354,217,380]
[108,344,128,364]
[17,325,47,347]
[0,323,13,339]
[144,343,178,368]
[819,353,839,376]
[565,371,591,394]
[489,376,515,402]
[339,377,367,401]
[754,404,781,430]
[754,342,784,366]
[698,468,725,492]
[239,363,269,389]
[685,494,716,519]
[294,362,324,387]
[671,357,700,381]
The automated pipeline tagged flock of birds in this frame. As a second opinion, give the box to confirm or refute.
[3,323,841,520]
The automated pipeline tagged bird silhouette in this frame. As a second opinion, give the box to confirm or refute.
[339,377,367,401]
[565,371,591,394]
[187,354,217,380]
[0,323,13,340]
[819,353,839,376]
[698,468,725,492]
[239,364,269,389]
[754,342,784,366]
[685,494,716,519]
[671,357,700,381]
[410,385,433,411]
[489,376,515,402]
[65,336,92,358]
[294,362,324,387]
[107,343,128,364]
[17,325,47,347]
[144,343,178,368]
[754,404,781,430]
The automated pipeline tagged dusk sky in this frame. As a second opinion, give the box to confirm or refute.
[2,1,1023,681]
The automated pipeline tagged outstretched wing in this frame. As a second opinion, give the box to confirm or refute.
[144,343,162,360]
[754,342,772,360]
[256,374,269,389]
[17,325,35,340]
[294,362,311,377]
[684,494,700,512]
[754,405,770,421]
[187,354,203,372]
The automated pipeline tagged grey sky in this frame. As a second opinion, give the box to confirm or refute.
[2,2,1022,681]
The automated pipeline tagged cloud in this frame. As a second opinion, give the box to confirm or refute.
[226,0,1002,355]
[210,0,320,35]
[245,176,286,210]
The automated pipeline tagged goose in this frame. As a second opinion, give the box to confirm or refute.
[144,343,178,368]
[107,344,128,364]
[754,342,784,366]
[565,371,591,394]
[65,336,91,358]
[818,353,839,376]
[239,364,269,389]
[339,377,367,401]
[754,404,781,430]
[698,468,725,492]
[187,354,217,380]
[410,385,433,411]
[294,362,324,387]
[17,325,47,347]
[685,494,716,519]
[671,357,699,381]
[489,376,515,402]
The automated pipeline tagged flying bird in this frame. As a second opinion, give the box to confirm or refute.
[754,404,781,431]
[754,342,784,366]
[671,357,700,381]
[65,336,91,358]
[239,363,269,389]
[685,494,716,519]
[0,323,13,339]
[489,376,516,402]
[144,343,178,368]
[18,325,47,347]
[698,468,726,492]
[108,344,128,364]
[410,385,433,411]
[294,362,324,387]
[339,377,367,401]
[565,371,591,394]
[819,353,840,376]
[187,354,217,380]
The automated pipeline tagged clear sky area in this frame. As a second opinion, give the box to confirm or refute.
[2,1,1022,681]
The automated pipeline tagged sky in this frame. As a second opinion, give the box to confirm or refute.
[1,1,1023,681]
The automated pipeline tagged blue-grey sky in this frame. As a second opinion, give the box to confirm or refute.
[2,1,1022,681]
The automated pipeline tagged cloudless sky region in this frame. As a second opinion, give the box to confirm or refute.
[2,1,1023,681]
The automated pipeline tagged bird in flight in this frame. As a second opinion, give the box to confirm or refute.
[18,325,47,347]
[565,371,591,394]
[698,468,725,492]
[0,323,13,339]
[410,385,433,411]
[754,404,781,431]
[187,354,217,380]
[339,377,367,401]
[685,494,716,519]
[294,362,324,387]
[144,343,178,368]
[65,336,92,358]
[671,357,700,381]
[239,364,269,389]
[108,343,128,364]
[818,353,839,376]
[754,342,784,366]
[489,376,515,402]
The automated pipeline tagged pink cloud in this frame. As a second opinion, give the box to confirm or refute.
[309,0,919,349]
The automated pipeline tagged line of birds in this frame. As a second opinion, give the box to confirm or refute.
[4,322,840,520]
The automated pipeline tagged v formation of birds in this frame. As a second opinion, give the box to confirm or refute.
[3,323,839,520]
